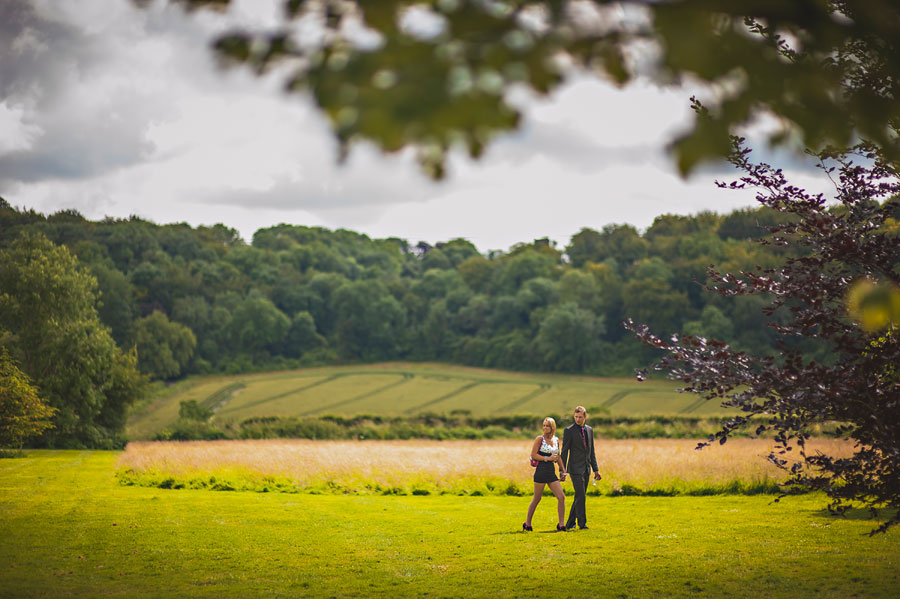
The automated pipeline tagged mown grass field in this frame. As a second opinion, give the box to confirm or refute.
[127,363,729,440]
[1,451,898,598]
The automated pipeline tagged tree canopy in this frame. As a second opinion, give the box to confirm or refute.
[155,0,900,177]
[0,232,145,448]
[0,349,56,450]
[0,197,801,382]
[133,311,197,380]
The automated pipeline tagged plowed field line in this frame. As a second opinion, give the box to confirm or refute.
[497,384,551,411]
[403,381,481,414]
[300,375,413,415]
[680,397,709,414]
[216,375,341,415]
[602,389,634,408]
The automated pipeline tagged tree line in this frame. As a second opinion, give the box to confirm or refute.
[1,198,803,386]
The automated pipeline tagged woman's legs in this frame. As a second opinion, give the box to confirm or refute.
[548,481,566,527]
[525,483,545,526]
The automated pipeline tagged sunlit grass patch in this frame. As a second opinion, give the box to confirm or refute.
[3,451,899,598]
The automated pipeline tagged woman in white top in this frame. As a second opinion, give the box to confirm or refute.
[523,417,567,532]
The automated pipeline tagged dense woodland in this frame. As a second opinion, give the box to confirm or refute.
[0,197,806,384]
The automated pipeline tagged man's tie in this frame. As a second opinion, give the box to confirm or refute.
[580,426,587,449]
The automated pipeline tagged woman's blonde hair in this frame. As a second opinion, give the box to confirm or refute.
[543,417,557,436]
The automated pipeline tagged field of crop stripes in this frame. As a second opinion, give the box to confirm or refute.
[226,374,546,417]
[216,375,335,418]
[224,374,718,418]
[128,364,735,438]
[346,376,464,414]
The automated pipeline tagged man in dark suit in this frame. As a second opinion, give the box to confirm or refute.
[559,406,601,530]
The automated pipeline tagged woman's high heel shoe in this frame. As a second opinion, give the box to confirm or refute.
[556,524,567,532]
[522,523,533,532]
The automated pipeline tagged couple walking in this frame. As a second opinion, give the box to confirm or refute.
[523,406,601,532]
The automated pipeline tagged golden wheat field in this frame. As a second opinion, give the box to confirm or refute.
[117,438,856,496]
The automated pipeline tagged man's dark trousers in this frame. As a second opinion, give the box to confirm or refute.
[567,467,590,528]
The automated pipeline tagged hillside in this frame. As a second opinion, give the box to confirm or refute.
[127,363,733,440]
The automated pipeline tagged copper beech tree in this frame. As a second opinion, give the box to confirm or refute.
[628,138,900,533]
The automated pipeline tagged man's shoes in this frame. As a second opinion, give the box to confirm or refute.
[565,524,576,530]
[579,525,589,530]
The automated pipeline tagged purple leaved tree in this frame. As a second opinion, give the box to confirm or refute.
[628,138,900,533]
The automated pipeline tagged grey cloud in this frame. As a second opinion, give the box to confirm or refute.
[0,89,162,183]
[0,1,84,102]
[0,1,229,189]
[489,117,662,172]
[0,1,153,186]
[191,167,428,215]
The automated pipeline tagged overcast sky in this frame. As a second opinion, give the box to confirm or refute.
[0,0,829,253]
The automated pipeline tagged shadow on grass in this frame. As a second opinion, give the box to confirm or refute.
[490,530,569,535]
[809,506,898,523]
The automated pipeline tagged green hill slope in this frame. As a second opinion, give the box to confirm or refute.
[126,363,733,440]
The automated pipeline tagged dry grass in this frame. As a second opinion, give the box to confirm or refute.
[117,438,856,496]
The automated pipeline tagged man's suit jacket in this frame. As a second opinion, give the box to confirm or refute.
[560,422,599,475]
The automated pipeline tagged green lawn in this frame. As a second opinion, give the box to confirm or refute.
[127,363,729,440]
[1,451,897,598]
